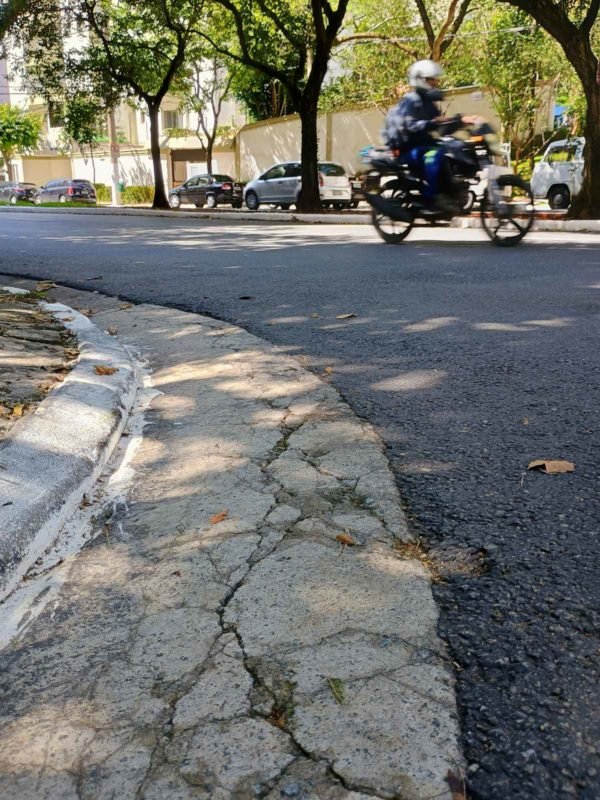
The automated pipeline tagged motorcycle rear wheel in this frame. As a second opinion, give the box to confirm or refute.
[371,187,415,244]
[480,176,534,247]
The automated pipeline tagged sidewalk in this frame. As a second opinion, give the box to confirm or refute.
[0,283,463,799]
[2,202,600,233]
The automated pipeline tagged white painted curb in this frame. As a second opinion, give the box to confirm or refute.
[0,298,138,600]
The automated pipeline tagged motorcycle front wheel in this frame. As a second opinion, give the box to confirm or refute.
[480,175,534,247]
[371,186,415,244]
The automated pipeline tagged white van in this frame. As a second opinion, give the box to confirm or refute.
[530,137,584,209]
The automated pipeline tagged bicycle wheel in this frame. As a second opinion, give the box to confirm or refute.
[371,185,415,244]
[481,175,534,247]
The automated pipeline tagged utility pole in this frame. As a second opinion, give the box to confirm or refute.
[108,109,122,206]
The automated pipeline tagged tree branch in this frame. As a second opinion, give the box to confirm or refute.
[413,0,436,51]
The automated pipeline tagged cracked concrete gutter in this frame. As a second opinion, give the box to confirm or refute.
[0,293,137,600]
[0,285,464,799]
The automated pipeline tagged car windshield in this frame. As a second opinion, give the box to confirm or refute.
[319,163,346,176]
[213,175,233,182]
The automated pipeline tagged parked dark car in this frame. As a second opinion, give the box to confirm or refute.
[168,174,243,209]
[33,179,97,204]
[0,181,37,204]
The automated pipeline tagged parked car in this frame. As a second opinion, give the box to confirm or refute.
[531,137,584,209]
[32,179,97,204]
[168,174,243,209]
[243,161,352,211]
[0,181,37,204]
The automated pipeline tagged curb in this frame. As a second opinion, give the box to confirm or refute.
[0,298,138,601]
[2,203,599,233]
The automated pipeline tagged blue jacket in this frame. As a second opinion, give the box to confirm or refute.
[383,89,461,150]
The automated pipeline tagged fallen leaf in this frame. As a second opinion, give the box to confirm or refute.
[78,308,95,317]
[267,708,287,729]
[446,770,466,800]
[94,365,119,375]
[79,495,92,508]
[61,316,74,322]
[336,313,356,320]
[522,416,529,425]
[172,570,182,577]
[336,532,357,547]
[324,366,334,375]
[65,348,79,359]
[12,404,25,417]
[35,281,56,291]
[527,459,575,474]
[210,511,228,524]
[327,677,346,704]
[107,326,118,336]
[119,303,133,310]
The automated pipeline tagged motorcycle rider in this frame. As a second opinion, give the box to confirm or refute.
[383,59,479,212]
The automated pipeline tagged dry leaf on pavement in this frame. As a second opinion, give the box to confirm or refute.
[94,365,119,375]
[327,677,346,704]
[35,281,56,291]
[336,313,356,320]
[527,459,575,474]
[107,326,118,336]
[446,770,467,800]
[11,404,25,417]
[324,366,334,375]
[78,308,95,317]
[210,511,228,524]
[336,532,357,546]
[119,303,133,310]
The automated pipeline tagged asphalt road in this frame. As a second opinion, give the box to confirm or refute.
[2,211,600,799]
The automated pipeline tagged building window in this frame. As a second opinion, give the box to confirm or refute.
[162,110,181,129]
[48,102,64,128]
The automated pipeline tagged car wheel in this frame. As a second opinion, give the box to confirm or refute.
[9,194,18,205]
[280,203,291,210]
[334,203,346,210]
[58,194,67,203]
[548,186,570,210]
[206,194,217,208]
[232,201,243,209]
[321,202,330,209]
[245,191,259,211]
[350,200,359,209]
[169,194,181,209]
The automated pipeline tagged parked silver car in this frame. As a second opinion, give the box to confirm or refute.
[243,161,352,211]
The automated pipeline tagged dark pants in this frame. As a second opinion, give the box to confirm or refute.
[405,145,446,200]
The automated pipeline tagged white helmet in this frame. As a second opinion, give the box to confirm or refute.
[408,59,443,90]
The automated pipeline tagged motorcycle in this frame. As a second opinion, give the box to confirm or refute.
[364,122,535,247]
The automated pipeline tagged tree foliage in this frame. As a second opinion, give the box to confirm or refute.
[0,103,41,179]
[199,0,350,210]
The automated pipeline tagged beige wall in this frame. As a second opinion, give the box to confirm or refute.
[237,114,328,182]
[20,157,72,184]
[235,85,555,180]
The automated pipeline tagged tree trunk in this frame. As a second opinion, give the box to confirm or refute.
[297,97,321,212]
[206,136,214,175]
[3,153,15,181]
[90,147,96,184]
[148,103,169,209]
[569,81,600,218]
